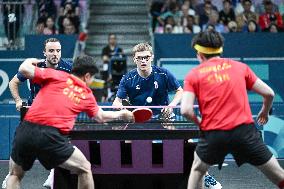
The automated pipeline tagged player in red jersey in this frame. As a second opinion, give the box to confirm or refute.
[181,30,284,189]
[6,55,133,189]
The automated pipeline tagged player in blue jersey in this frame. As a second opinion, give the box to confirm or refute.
[3,38,72,189]
[113,42,222,189]
[113,42,182,117]
[9,38,72,110]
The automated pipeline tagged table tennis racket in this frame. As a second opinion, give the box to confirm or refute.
[132,108,153,123]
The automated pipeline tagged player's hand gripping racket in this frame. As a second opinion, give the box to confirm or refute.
[122,108,153,129]
[121,99,153,122]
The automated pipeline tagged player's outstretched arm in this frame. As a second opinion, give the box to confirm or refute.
[251,79,275,125]
[94,108,134,123]
[181,91,201,126]
[168,87,183,106]
[18,58,42,79]
[9,76,23,111]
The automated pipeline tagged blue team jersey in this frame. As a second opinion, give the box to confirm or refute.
[116,65,180,115]
[17,59,72,105]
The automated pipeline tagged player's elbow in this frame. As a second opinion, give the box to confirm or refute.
[264,89,275,99]
[18,65,29,78]
[9,77,16,89]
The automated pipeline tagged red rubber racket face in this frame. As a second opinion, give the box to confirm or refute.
[132,108,153,123]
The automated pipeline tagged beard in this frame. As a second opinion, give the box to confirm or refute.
[47,58,59,65]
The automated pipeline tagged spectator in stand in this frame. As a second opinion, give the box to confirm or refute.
[255,0,279,15]
[194,0,218,19]
[258,0,284,31]
[101,34,124,65]
[2,1,24,49]
[150,0,165,32]
[268,23,280,31]
[58,2,80,34]
[183,15,201,33]
[180,3,199,28]
[58,17,71,34]
[35,19,45,35]
[164,24,174,33]
[163,16,183,33]
[202,10,227,33]
[236,0,259,31]
[219,0,236,26]
[64,23,77,34]
[197,1,216,27]
[243,19,261,32]
[37,0,57,22]
[43,16,58,35]
[227,20,239,32]
[101,34,125,102]
[235,0,255,15]
[157,2,182,29]
[183,0,196,16]
[60,0,80,16]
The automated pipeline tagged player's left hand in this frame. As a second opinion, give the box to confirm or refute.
[160,107,173,120]
[257,110,269,125]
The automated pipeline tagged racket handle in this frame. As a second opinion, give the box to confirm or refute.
[20,102,28,121]
[269,107,273,115]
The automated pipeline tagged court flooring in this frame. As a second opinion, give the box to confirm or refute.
[0,160,283,189]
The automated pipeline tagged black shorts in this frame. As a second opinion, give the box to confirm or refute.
[11,121,75,171]
[196,124,273,167]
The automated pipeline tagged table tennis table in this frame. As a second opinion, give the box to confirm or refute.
[53,116,200,189]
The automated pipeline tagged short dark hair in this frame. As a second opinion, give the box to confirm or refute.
[71,55,98,77]
[108,33,116,40]
[191,30,224,58]
[243,0,252,4]
[44,38,60,51]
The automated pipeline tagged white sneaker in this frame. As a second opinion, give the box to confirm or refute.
[43,169,54,188]
[1,173,9,189]
[204,174,222,189]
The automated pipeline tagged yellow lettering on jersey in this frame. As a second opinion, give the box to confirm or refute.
[63,78,86,104]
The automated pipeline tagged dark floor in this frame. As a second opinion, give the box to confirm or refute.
[0,160,283,189]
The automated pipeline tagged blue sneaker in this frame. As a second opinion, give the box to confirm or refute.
[204,174,222,189]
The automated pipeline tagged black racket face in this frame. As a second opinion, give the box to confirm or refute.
[122,99,134,111]
[122,99,131,106]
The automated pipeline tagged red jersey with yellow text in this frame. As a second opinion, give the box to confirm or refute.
[184,57,257,131]
[24,67,99,132]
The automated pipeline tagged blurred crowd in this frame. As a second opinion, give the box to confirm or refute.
[150,0,284,33]
[34,0,81,35]
[1,0,85,49]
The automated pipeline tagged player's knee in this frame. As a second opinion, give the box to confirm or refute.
[10,170,24,181]
[192,157,207,174]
